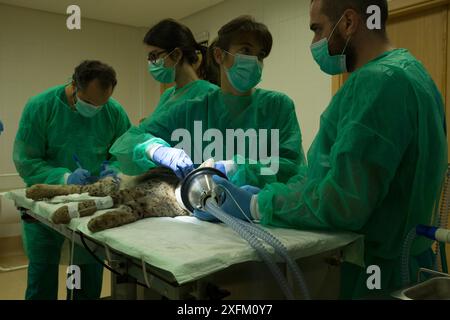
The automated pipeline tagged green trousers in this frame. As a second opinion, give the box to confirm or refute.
[22,220,104,300]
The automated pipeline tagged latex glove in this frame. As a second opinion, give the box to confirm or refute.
[214,162,226,176]
[193,178,259,222]
[99,161,120,181]
[240,185,261,195]
[151,146,194,179]
[67,168,91,185]
[213,160,237,177]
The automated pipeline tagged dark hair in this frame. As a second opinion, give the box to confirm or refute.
[215,15,273,58]
[72,60,117,91]
[206,37,220,86]
[143,19,209,81]
[314,0,388,35]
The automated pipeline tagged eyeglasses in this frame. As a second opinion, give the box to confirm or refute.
[147,49,178,65]
[147,50,167,64]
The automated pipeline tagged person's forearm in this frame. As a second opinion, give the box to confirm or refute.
[15,159,71,186]
[133,137,170,171]
[228,155,302,188]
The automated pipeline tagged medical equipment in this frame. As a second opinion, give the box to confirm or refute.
[179,167,227,212]
[177,167,311,300]
[401,166,450,286]
[401,225,450,288]
[401,228,417,286]
[416,226,450,244]
[401,225,445,287]
[436,166,450,273]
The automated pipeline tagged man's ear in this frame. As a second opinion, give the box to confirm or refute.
[341,8,360,37]
[71,81,78,95]
[214,47,223,65]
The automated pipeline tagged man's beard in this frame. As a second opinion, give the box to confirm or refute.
[330,32,357,72]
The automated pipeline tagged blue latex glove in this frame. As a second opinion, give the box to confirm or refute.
[152,146,194,179]
[240,185,262,195]
[213,161,237,178]
[193,177,259,222]
[0,120,3,135]
[67,168,91,185]
[214,163,226,176]
[99,161,119,181]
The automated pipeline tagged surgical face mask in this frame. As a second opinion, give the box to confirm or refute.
[310,15,351,75]
[148,50,178,84]
[74,91,103,118]
[224,51,263,93]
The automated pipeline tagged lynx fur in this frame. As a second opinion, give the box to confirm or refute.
[25,168,190,233]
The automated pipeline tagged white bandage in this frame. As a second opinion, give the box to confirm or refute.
[94,197,114,210]
[67,203,80,219]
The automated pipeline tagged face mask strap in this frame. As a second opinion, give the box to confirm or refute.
[223,49,234,57]
[73,87,79,104]
[160,48,180,69]
[223,49,259,60]
[329,14,352,56]
[342,35,352,55]
[219,49,233,71]
[221,49,235,65]
[222,49,261,69]
[329,13,346,42]
[163,48,176,60]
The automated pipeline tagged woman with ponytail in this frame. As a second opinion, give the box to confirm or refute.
[110,19,218,175]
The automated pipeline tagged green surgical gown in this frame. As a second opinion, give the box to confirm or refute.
[112,88,306,187]
[110,79,218,175]
[14,85,131,186]
[13,84,131,299]
[258,49,448,299]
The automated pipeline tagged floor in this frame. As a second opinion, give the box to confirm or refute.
[0,253,111,300]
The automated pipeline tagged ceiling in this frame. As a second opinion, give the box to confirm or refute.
[0,0,225,27]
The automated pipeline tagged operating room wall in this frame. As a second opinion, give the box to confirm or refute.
[181,0,332,153]
[0,4,158,237]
